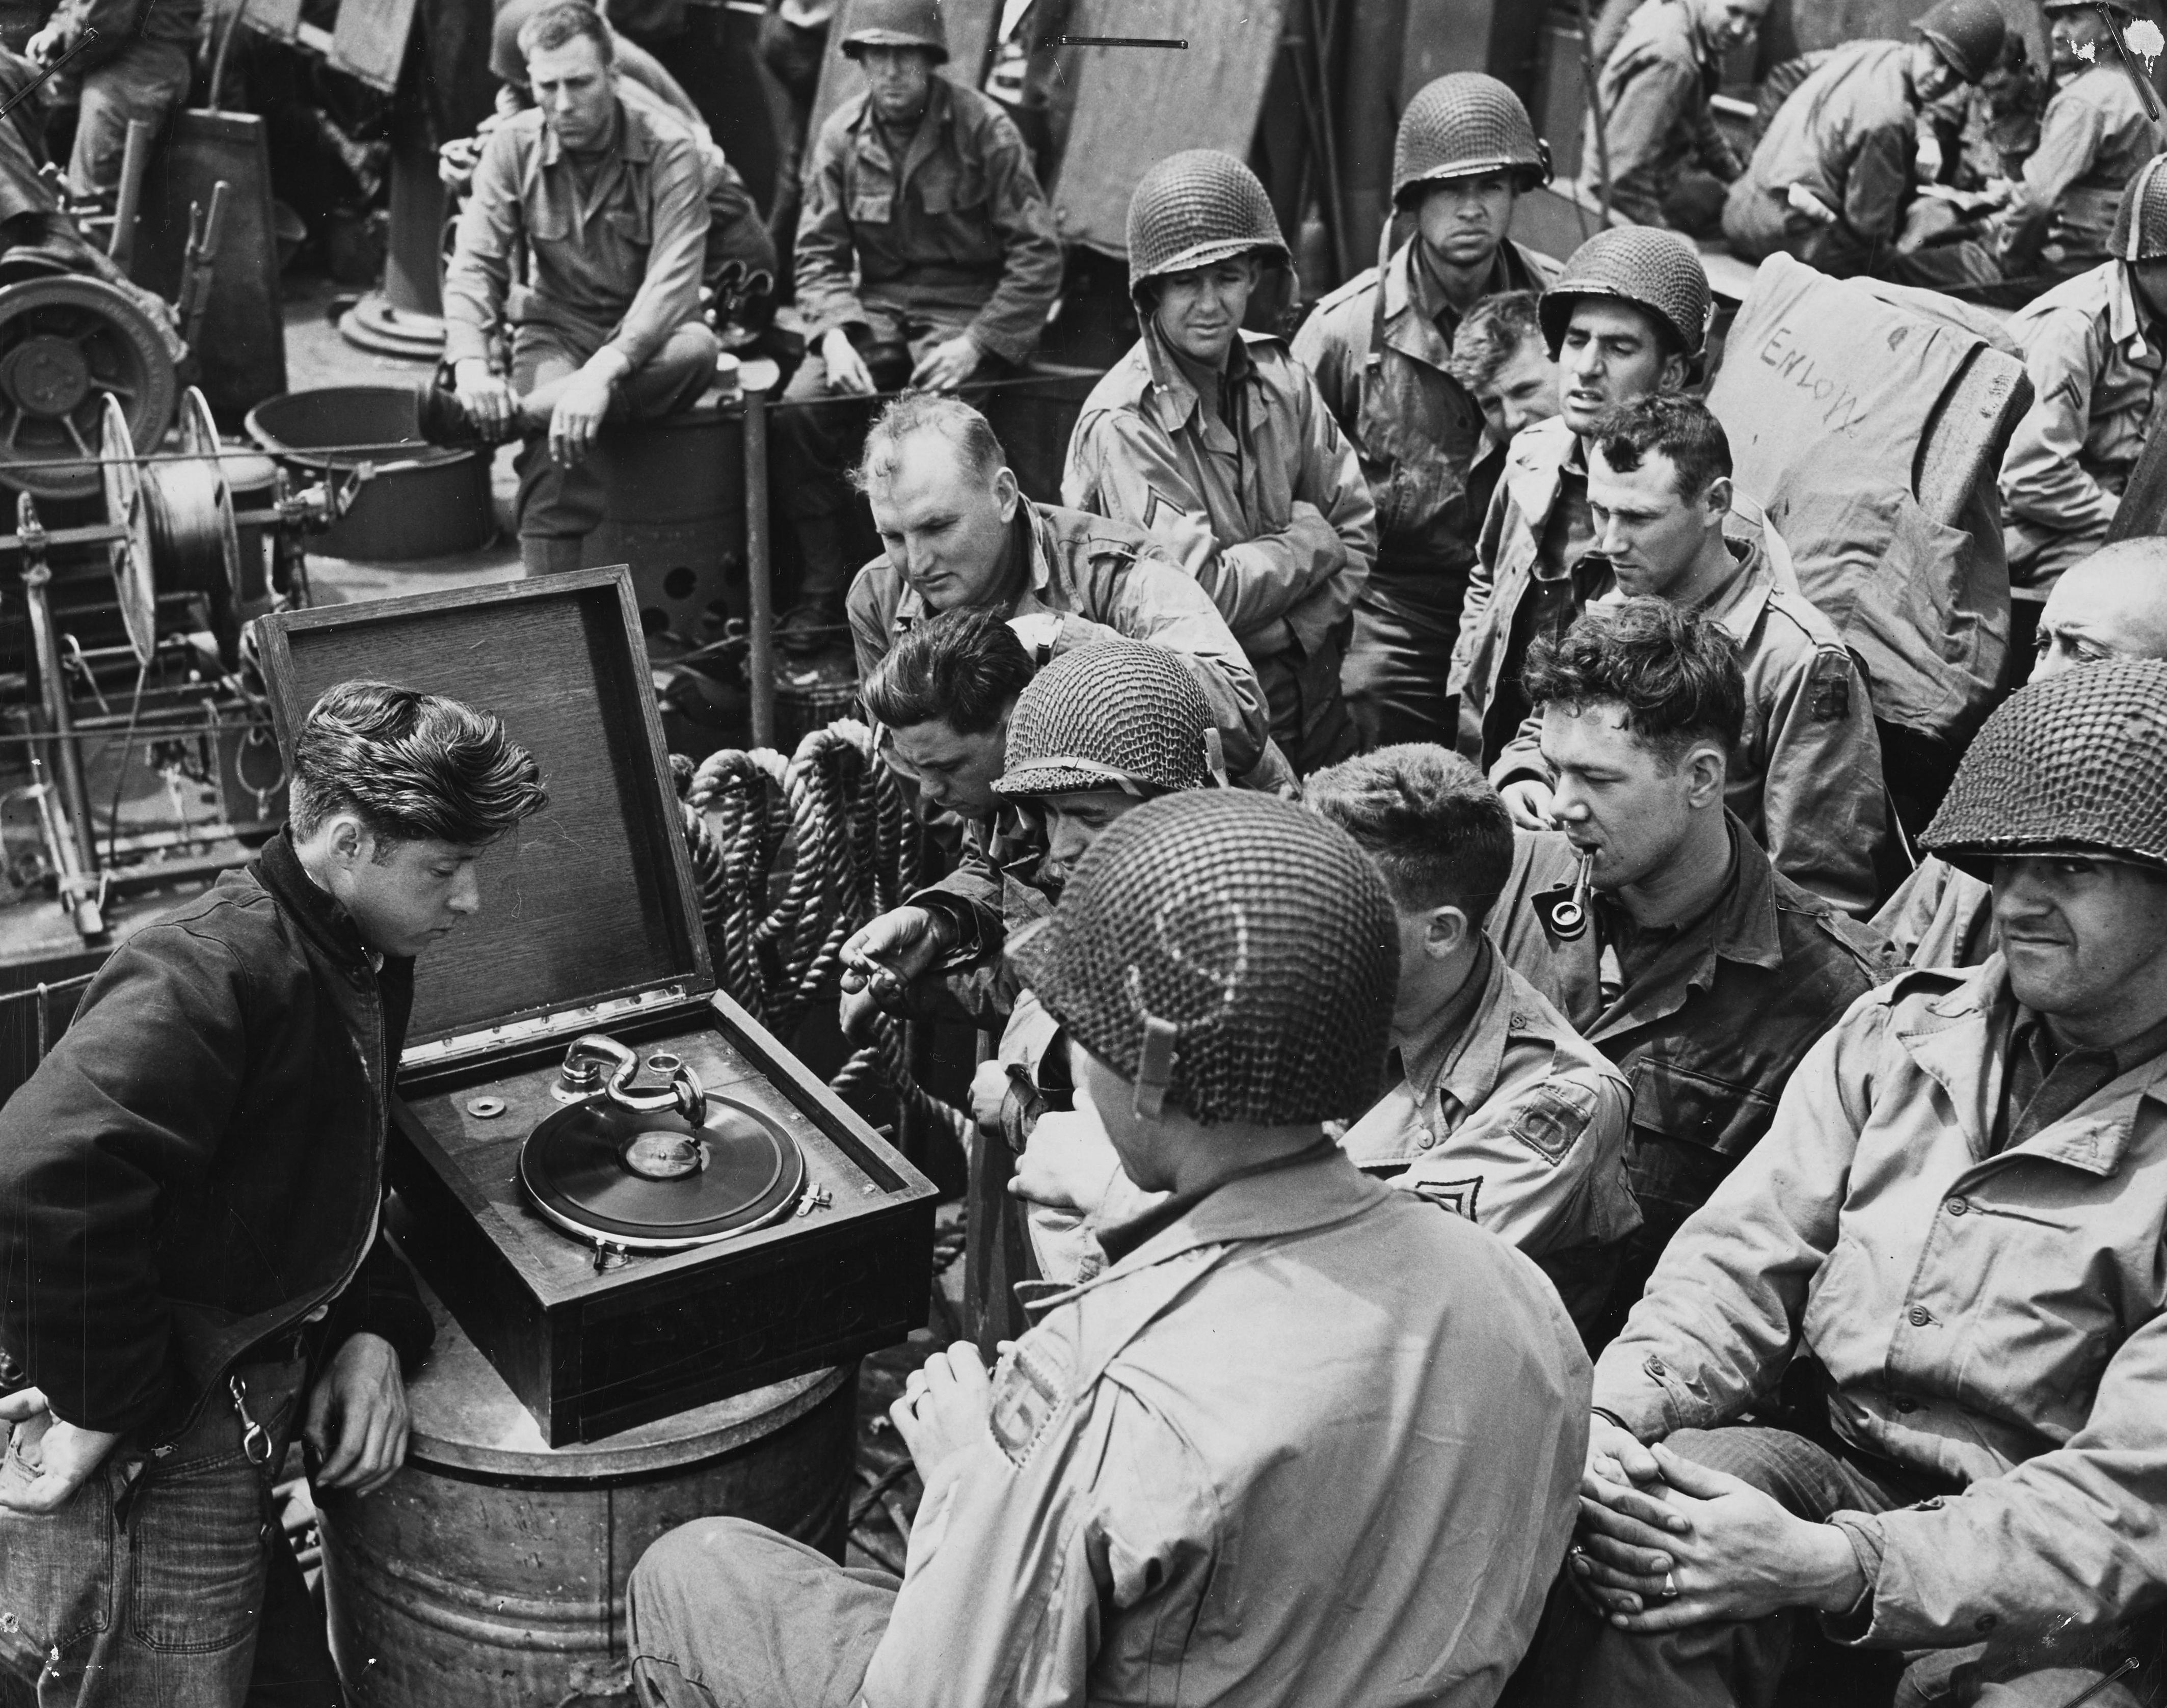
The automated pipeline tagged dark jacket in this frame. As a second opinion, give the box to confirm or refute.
[0,832,434,1439]
[1494,820,1902,1168]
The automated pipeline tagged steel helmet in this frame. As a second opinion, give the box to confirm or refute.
[1921,658,2167,877]
[2112,153,2167,261]
[839,0,948,63]
[1008,792,1398,1125]
[1913,0,2008,84]
[995,640,1223,800]
[2044,0,2133,12]
[1126,149,1289,300]
[1393,73,1551,205]
[1537,226,1712,361]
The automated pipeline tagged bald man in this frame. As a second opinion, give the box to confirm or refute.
[1872,536,2167,965]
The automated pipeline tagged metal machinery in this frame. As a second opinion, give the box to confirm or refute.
[0,382,363,942]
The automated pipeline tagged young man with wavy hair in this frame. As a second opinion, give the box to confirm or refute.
[0,681,546,1707]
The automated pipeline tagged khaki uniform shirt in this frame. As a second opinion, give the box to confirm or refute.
[1588,0,1743,227]
[1490,535,1886,916]
[1293,237,1557,602]
[1451,416,1794,768]
[794,79,1062,365]
[1724,39,1917,270]
[1064,326,1377,662]
[1998,64,2165,273]
[1597,958,2167,1647]
[2002,258,2164,544]
[1343,940,1639,1259]
[1872,852,1997,968]
[443,99,707,369]
[848,499,1273,780]
[859,1149,1590,1706]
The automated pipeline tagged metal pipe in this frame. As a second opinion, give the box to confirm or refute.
[22,560,99,889]
[108,118,155,270]
[743,382,776,752]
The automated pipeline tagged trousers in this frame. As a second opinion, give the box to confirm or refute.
[66,39,192,200]
[511,314,718,568]
[1341,584,1463,750]
[628,1517,895,1707]
[1259,630,1358,777]
[1511,1424,2163,1708]
[0,1358,341,1708]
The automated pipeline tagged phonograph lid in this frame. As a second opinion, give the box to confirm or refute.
[253,570,711,1060]
[520,1092,806,1251]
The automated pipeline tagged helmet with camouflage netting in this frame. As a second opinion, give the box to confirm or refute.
[1537,225,1713,362]
[1008,792,1398,1124]
[2112,154,2167,262]
[994,639,1224,800]
[1913,0,2008,83]
[1127,149,1290,301]
[1393,73,1551,205]
[1920,658,2167,878]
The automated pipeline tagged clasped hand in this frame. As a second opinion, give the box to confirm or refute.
[838,905,953,1041]
[1569,1420,1864,1632]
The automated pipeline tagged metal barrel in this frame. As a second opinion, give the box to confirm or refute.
[582,403,748,644]
[320,1295,854,1706]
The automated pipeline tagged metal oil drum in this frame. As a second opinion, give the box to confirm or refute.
[581,401,746,643]
[319,1291,853,1708]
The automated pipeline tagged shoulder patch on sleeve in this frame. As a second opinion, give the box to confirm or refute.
[1410,1176,1483,1222]
[1808,649,1852,723]
[1510,1078,1601,1164]
[987,1339,1069,1468]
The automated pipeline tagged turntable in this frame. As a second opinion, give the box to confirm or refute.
[256,569,937,1445]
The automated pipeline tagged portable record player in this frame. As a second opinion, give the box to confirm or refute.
[254,568,937,1446]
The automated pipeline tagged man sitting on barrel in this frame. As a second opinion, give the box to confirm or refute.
[424,1,722,577]
[628,790,1590,1706]
[0,682,546,1707]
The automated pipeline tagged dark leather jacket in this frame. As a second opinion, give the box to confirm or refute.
[0,831,433,1440]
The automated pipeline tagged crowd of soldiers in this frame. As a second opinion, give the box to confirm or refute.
[3,0,2166,1704]
[400,1,2167,1703]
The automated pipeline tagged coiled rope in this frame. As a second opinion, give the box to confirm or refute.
[675,724,971,1147]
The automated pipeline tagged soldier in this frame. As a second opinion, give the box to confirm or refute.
[1065,150,1377,776]
[968,639,1230,1317]
[27,0,201,204]
[1588,0,1773,234]
[437,0,779,329]
[1450,291,1561,464]
[1308,745,1639,1345]
[2001,155,2167,587]
[773,0,1063,651]
[1546,659,2167,1708]
[1488,395,1885,917]
[1494,601,1897,1334]
[1875,536,2167,968]
[1294,74,1558,749]
[1450,226,1735,770]
[1721,0,2006,278]
[1994,0,2165,285]
[842,393,1273,782]
[627,791,1591,1706]
[425,2,721,577]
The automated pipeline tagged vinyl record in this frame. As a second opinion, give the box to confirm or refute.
[519,1092,805,1251]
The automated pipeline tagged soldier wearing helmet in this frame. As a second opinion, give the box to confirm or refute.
[1587,0,1774,233]
[1986,0,2167,284]
[1064,149,1378,776]
[1449,226,1785,771]
[628,791,1591,1706]
[1877,535,2167,967]
[963,639,1229,1334]
[768,0,1063,652]
[2000,153,2167,587]
[1722,0,2007,277]
[1549,656,2167,1705]
[1293,74,1559,750]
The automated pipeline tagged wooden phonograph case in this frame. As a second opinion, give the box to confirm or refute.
[256,569,938,1446]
